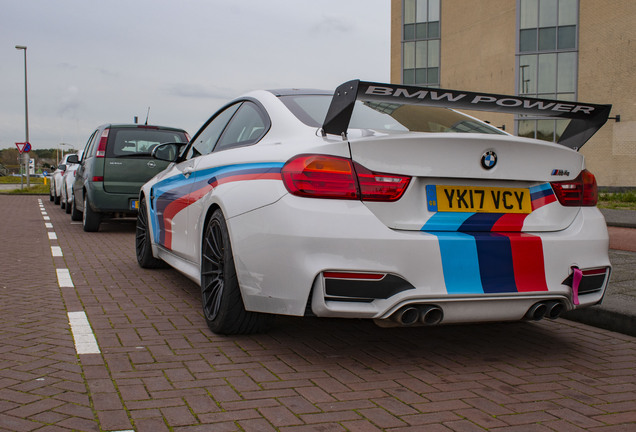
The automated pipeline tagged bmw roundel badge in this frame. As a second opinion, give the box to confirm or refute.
[481,151,497,170]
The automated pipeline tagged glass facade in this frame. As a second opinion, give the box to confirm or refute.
[402,0,440,86]
[517,0,579,141]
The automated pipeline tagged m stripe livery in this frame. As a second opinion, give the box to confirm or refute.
[423,183,554,295]
[151,163,283,249]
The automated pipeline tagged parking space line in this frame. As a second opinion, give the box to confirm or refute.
[67,311,101,355]
[51,246,63,257]
[56,268,74,287]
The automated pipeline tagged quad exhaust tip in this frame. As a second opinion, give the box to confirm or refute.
[525,301,564,321]
[391,305,444,326]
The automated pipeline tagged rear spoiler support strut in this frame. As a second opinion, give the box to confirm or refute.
[322,80,612,151]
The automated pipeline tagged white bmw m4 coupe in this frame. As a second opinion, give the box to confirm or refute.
[136,80,613,335]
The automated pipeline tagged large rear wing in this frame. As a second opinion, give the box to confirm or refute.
[322,80,612,150]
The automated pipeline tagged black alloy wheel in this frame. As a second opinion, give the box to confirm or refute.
[200,209,272,335]
[135,197,166,268]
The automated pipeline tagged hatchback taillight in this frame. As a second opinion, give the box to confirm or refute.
[551,169,598,207]
[96,128,109,158]
[281,154,410,202]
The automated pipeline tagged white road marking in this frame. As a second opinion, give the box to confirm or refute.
[56,268,74,287]
[48,232,57,240]
[43,216,50,220]
[51,246,63,257]
[67,311,101,355]
[45,222,53,228]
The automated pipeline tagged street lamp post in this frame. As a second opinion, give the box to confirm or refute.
[15,45,30,188]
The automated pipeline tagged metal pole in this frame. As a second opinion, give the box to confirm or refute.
[16,45,30,188]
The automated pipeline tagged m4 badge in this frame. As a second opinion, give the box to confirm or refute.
[551,169,571,176]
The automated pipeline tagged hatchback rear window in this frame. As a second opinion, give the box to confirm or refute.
[107,128,188,157]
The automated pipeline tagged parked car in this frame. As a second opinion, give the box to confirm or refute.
[60,150,83,214]
[136,79,613,335]
[49,153,76,204]
[67,124,189,231]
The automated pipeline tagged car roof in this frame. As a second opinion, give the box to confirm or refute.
[98,124,187,132]
[267,89,332,97]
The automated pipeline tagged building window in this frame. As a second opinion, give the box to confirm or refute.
[402,0,440,86]
[516,0,578,142]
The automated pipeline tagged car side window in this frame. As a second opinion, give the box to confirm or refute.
[83,130,98,160]
[215,101,269,152]
[186,103,241,159]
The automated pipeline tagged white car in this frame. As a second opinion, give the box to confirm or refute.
[136,80,613,335]
[49,153,76,205]
[60,151,83,214]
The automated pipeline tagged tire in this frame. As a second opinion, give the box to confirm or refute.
[64,191,72,214]
[60,195,66,210]
[54,187,60,205]
[201,209,272,335]
[49,188,54,202]
[70,193,82,221]
[135,197,167,269]
[82,194,101,232]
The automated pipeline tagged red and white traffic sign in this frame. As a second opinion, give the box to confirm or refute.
[15,142,31,153]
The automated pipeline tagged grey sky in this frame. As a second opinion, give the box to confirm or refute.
[0,0,390,151]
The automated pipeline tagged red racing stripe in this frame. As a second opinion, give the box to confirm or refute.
[502,233,548,292]
[162,184,214,249]
[531,194,557,210]
[161,173,280,249]
[162,195,191,250]
[210,172,281,187]
[491,213,528,232]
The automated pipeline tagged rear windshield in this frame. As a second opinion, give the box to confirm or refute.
[107,128,188,157]
[279,95,506,135]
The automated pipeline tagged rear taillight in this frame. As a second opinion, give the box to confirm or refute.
[353,162,411,202]
[551,169,598,207]
[281,154,410,202]
[282,155,358,199]
[96,128,109,158]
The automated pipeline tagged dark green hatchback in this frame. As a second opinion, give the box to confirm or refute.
[68,124,189,232]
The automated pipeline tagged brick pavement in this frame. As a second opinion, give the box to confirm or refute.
[0,194,635,431]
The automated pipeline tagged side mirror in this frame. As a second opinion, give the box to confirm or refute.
[152,142,186,162]
[66,154,79,164]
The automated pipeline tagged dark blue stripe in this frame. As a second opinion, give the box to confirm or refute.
[459,213,504,232]
[529,183,554,201]
[472,232,517,293]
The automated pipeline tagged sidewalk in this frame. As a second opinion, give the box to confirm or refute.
[563,208,636,336]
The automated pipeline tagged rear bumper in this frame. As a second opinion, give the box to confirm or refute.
[229,196,611,322]
[86,182,138,214]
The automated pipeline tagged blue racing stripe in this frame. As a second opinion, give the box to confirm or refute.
[422,212,474,231]
[435,232,484,294]
[529,183,553,200]
[472,233,517,293]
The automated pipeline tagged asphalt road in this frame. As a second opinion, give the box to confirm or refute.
[1,195,634,431]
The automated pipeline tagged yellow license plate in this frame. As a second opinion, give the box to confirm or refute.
[426,185,531,213]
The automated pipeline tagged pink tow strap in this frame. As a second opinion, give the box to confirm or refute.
[572,267,583,305]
